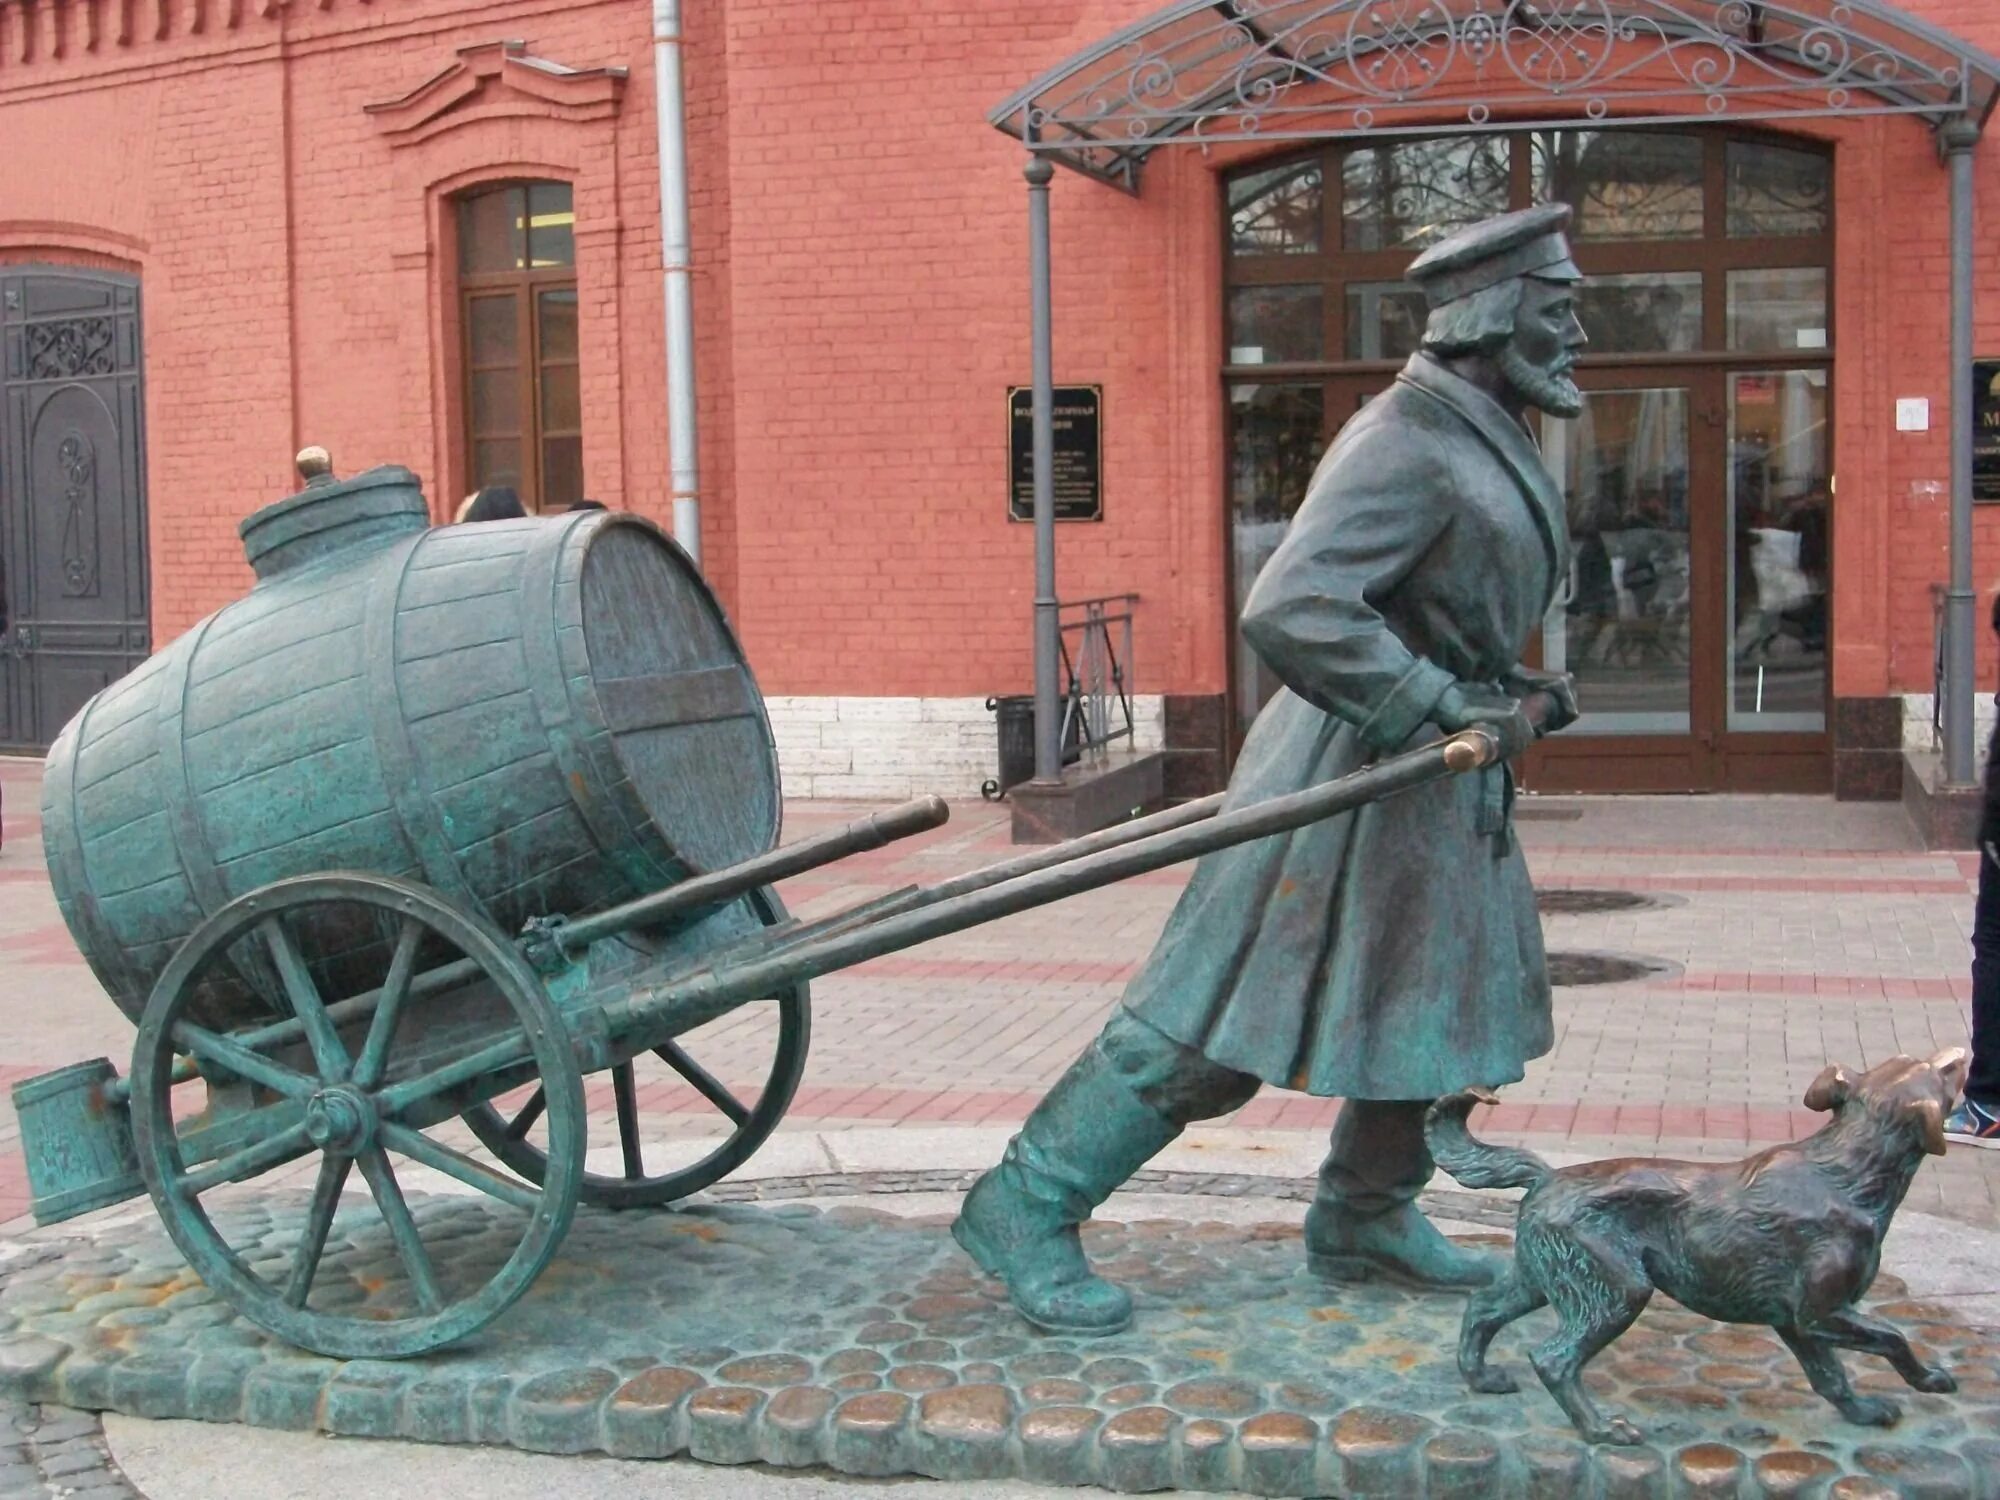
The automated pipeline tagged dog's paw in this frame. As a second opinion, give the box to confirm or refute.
[1587,1416,1645,1447]
[1837,1395,1901,1428]
[1465,1365,1518,1395]
[1911,1365,1957,1395]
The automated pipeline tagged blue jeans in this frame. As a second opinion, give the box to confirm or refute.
[1969,847,2000,1106]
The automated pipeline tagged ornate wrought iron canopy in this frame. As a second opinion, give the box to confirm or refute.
[991,1,2000,190]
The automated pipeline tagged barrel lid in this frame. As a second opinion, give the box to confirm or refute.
[240,465,430,581]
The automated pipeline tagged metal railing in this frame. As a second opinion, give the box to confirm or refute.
[1059,594,1137,766]
[1933,582,1948,748]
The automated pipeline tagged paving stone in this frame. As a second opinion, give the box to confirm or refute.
[1595,1445,1669,1500]
[1754,1449,1843,1498]
[1853,1443,1976,1500]
[0,1340,66,1392]
[1334,1406,1433,1496]
[1675,1442,1747,1497]
[685,1385,765,1466]
[1098,1404,1177,1493]
[321,1361,412,1440]
[757,1385,836,1468]
[831,1391,911,1476]
[37,1445,101,1479]
[1238,1411,1318,1496]
[1174,1416,1234,1493]
[240,1362,327,1432]
[510,1367,618,1454]
[1424,1427,1502,1500]
[3,1192,1997,1495]
[915,1383,1013,1479]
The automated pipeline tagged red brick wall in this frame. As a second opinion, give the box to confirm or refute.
[2,0,1999,709]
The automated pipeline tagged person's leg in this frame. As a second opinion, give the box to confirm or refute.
[1950,848,2000,1144]
[1304,1099,1500,1288]
[953,1008,1260,1335]
[1968,850,2000,1107]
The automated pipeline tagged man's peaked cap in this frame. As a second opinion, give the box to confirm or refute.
[1406,202,1582,309]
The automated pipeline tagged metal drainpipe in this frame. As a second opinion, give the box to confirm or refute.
[654,0,701,566]
[1943,115,1982,786]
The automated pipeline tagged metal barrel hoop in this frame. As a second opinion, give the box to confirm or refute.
[463,884,811,1209]
[128,872,586,1360]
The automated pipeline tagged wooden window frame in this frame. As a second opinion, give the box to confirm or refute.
[456,182,581,514]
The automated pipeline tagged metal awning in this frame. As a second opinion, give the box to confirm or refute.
[991,0,2000,192]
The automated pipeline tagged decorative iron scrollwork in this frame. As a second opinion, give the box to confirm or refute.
[998,0,1991,188]
[57,432,100,599]
[26,317,116,380]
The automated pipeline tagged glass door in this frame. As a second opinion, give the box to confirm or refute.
[1524,371,1722,791]
[1227,375,1384,750]
[1524,363,1831,792]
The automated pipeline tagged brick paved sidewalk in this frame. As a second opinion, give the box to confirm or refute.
[2,752,1993,1232]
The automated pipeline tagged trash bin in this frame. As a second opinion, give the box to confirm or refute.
[983,695,1080,800]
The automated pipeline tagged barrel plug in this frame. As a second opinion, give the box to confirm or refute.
[295,445,335,489]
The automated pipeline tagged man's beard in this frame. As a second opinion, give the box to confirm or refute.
[1499,343,1583,418]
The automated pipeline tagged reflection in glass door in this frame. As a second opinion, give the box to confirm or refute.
[1728,370,1829,730]
[1541,388,1695,734]
[1228,379,1382,739]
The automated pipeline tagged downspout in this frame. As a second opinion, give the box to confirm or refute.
[653,0,702,566]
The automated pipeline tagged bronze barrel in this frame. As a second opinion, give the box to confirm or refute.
[40,466,778,1025]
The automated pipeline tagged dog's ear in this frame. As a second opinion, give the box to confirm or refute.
[1931,1047,1971,1096]
[1910,1098,1948,1156]
[1803,1064,1852,1112]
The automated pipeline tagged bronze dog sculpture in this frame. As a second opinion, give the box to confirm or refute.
[1424,1049,1967,1445]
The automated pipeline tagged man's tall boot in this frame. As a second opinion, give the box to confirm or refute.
[1303,1099,1498,1290]
[953,1040,1183,1336]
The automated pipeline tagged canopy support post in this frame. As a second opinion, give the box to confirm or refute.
[1944,115,1983,786]
[1026,142,1063,786]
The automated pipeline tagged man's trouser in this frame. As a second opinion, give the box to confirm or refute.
[1070,1007,1440,1217]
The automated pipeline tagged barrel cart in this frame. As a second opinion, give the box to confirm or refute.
[14,460,1505,1361]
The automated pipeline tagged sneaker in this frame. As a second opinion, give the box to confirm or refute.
[1944,1097,2000,1149]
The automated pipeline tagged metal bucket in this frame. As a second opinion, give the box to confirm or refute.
[13,1058,142,1225]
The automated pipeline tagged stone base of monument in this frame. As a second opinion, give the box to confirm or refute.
[0,1194,1995,1498]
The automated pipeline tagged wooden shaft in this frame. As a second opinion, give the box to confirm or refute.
[612,727,1500,1037]
[556,795,951,952]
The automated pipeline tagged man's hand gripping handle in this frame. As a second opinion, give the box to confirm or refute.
[1442,689,1565,773]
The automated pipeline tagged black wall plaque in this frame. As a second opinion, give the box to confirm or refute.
[1009,384,1102,522]
[1976,360,2000,503]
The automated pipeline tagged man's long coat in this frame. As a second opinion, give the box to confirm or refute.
[1125,353,1567,1100]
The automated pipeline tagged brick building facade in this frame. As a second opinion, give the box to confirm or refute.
[2,0,1999,803]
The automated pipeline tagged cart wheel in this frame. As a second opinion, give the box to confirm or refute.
[129,873,585,1360]
[464,886,809,1208]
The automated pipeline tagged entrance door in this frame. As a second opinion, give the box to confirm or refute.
[1523,366,1831,792]
[0,268,150,752]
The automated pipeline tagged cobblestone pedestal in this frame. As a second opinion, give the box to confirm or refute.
[0,1195,1996,1497]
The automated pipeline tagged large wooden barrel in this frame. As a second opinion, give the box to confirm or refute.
[42,466,779,1025]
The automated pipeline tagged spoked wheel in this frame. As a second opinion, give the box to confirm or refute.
[464,886,810,1208]
[129,873,585,1360]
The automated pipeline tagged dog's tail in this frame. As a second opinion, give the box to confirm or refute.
[1424,1089,1553,1191]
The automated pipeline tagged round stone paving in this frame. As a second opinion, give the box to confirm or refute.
[0,1194,1995,1497]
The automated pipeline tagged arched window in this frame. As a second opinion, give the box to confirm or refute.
[457,181,583,512]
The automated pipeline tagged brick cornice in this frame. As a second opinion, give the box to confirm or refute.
[364,37,625,147]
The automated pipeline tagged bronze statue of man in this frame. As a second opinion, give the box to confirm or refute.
[954,203,1589,1336]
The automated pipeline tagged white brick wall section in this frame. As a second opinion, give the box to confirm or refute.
[764,696,1167,800]
[1901,693,1999,754]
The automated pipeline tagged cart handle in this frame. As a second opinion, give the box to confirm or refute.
[545,795,951,956]
[609,724,1506,1038]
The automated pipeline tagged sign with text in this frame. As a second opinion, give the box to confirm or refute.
[1009,384,1103,522]
[1976,361,2000,502]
